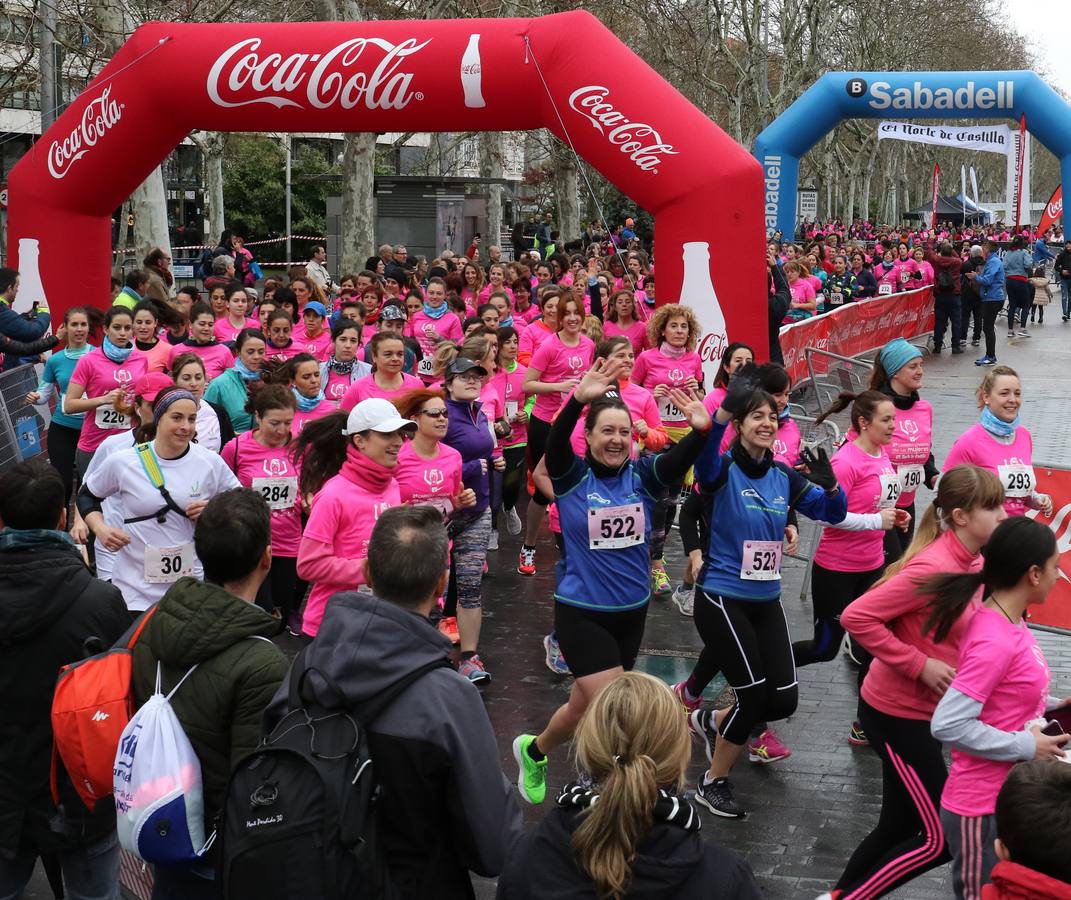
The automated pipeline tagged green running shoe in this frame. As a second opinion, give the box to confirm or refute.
[512,734,548,805]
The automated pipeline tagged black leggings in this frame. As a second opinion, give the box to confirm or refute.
[47,422,81,508]
[553,601,647,678]
[525,415,553,505]
[692,590,798,745]
[982,301,1001,358]
[255,555,306,619]
[793,563,882,674]
[836,698,950,898]
[883,501,915,565]
[1005,278,1031,330]
[500,444,527,512]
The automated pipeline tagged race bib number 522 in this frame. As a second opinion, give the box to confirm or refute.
[588,503,645,550]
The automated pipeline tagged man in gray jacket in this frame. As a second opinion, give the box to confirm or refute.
[268,505,521,899]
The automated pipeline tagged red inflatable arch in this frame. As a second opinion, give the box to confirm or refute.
[6,11,765,372]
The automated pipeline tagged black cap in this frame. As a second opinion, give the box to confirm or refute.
[446,358,488,378]
[379,303,407,321]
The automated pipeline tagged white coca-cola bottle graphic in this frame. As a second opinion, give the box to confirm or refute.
[679,241,727,370]
[15,238,48,315]
[461,34,486,109]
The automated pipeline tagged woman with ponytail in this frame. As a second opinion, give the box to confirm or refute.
[825,465,1007,900]
[292,398,416,640]
[930,517,1068,899]
[497,672,761,900]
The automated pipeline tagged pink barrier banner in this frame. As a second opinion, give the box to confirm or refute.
[779,286,935,384]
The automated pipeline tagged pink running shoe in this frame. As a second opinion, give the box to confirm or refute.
[672,681,703,714]
[747,728,792,764]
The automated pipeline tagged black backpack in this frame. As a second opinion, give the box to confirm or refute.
[937,266,956,292]
[217,650,450,900]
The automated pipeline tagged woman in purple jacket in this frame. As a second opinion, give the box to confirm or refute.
[442,356,504,684]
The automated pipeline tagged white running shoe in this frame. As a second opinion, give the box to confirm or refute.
[672,583,695,616]
[488,531,499,551]
[505,506,523,535]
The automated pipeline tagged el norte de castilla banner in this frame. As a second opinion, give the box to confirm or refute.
[877,121,1030,223]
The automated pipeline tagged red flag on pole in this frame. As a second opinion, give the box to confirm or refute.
[931,163,940,230]
[1038,184,1063,235]
[1015,114,1027,231]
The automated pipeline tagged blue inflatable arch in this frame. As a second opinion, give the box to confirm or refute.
[753,70,1071,238]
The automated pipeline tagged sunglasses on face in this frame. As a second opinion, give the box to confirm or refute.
[419,408,449,419]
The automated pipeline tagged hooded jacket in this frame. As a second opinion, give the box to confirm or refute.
[495,799,761,900]
[0,530,129,857]
[982,860,1071,899]
[131,577,288,839]
[265,591,522,900]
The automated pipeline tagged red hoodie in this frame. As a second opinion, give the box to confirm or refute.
[982,861,1071,899]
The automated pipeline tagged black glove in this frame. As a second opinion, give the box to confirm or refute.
[924,456,940,490]
[719,363,762,417]
[800,446,838,492]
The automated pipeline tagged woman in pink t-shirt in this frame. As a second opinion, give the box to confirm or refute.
[944,366,1053,519]
[166,301,234,380]
[832,465,1007,900]
[131,301,172,375]
[516,289,560,366]
[864,339,938,563]
[340,333,423,412]
[930,517,1067,899]
[264,310,304,366]
[283,353,334,435]
[491,327,530,539]
[220,384,305,632]
[321,320,372,405]
[460,262,484,311]
[213,284,258,344]
[796,390,911,739]
[293,301,333,362]
[512,279,539,326]
[392,388,472,518]
[603,290,648,355]
[783,261,817,322]
[519,294,594,576]
[292,397,417,638]
[478,264,514,308]
[406,277,464,383]
[66,306,147,468]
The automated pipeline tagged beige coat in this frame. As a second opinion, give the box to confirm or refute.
[1029,275,1052,306]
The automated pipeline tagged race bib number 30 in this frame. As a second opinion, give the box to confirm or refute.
[740,540,782,581]
[998,464,1035,498]
[95,405,127,430]
[897,464,925,493]
[416,357,436,378]
[877,473,902,509]
[588,503,645,550]
[144,542,195,584]
[252,476,298,511]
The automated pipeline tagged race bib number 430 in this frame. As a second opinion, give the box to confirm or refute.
[588,503,645,550]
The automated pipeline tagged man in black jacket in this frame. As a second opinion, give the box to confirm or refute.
[958,245,986,347]
[0,460,129,898]
[1054,238,1071,321]
[767,246,791,364]
[267,505,521,899]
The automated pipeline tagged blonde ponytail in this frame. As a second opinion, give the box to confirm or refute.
[570,673,690,900]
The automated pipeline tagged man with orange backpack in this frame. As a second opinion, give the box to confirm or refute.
[0,459,128,898]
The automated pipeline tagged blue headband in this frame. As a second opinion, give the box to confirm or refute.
[879,339,922,378]
[153,389,198,422]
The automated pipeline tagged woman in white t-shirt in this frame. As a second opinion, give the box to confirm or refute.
[79,384,240,612]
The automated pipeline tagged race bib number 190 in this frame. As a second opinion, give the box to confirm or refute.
[897,464,925,493]
[588,503,645,550]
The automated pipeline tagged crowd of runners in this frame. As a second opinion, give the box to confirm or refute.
[0,231,1070,900]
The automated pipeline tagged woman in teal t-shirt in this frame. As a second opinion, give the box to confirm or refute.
[26,307,95,505]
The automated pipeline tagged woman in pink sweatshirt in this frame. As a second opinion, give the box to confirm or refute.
[827,465,1006,900]
[291,397,417,640]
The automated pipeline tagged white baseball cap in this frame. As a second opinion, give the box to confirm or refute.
[342,398,418,436]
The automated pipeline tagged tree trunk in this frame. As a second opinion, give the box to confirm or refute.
[130,167,172,261]
[319,0,375,271]
[340,132,376,273]
[861,143,878,222]
[551,142,579,243]
[480,131,504,253]
[202,132,226,243]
